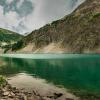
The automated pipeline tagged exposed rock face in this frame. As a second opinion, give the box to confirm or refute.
[0,0,99,53]
[11,0,100,53]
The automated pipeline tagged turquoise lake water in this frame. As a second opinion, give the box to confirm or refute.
[0,54,100,94]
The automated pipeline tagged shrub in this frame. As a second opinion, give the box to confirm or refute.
[0,76,6,86]
[12,40,24,51]
[93,13,100,18]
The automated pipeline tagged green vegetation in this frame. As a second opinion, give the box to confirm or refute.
[0,28,22,43]
[0,28,23,53]
[12,40,24,51]
[93,13,100,18]
[0,33,21,42]
[0,75,6,86]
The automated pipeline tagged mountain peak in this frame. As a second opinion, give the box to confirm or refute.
[4,0,100,53]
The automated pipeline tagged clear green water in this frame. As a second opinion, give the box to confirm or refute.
[0,54,100,94]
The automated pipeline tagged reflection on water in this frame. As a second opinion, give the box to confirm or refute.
[8,73,68,95]
[7,73,76,99]
[0,55,100,94]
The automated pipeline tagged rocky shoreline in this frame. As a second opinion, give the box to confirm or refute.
[0,78,100,100]
[0,81,79,100]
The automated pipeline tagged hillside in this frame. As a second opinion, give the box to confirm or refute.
[0,28,23,53]
[11,0,100,53]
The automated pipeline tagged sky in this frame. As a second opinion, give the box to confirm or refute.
[0,0,85,34]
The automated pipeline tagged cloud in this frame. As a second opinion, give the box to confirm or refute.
[0,0,34,34]
[16,0,24,9]
[6,0,13,4]
[0,5,19,30]
[0,0,85,34]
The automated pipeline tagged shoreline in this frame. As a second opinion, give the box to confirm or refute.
[0,80,79,100]
[0,78,100,100]
[0,54,100,60]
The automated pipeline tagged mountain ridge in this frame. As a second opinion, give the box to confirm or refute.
[1,0,100,53]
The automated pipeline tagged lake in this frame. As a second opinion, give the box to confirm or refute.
[0,54,100,94]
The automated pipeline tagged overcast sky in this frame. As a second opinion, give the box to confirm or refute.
[0,0,85,34]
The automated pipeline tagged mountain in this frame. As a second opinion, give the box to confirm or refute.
[0,28,23,53]
[10,0,100,53]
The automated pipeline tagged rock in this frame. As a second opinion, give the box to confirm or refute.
[18,96,25,100]
[3,91,9,96]
[2,96,7,99]
[12,87,16,90]
[6,84,12,90]
[10,92,15,96]
[13,89,20,94]
[8,94,14,98]
[42,97,51,100]
[24,91,28,95]
[2,89,6,92]
[66,98,74,100]
[27,95,40,100]
[24,95,27,100]
[0,89,3,94]
[53,93,63,99]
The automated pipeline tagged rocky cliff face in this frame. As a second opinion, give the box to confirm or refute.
[11,0,100,53]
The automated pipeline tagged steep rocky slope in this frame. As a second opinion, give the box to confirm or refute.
[12,0,100,53]
[0,28,23,53]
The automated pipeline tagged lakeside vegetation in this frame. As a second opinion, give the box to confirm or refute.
[0,75,6,86]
